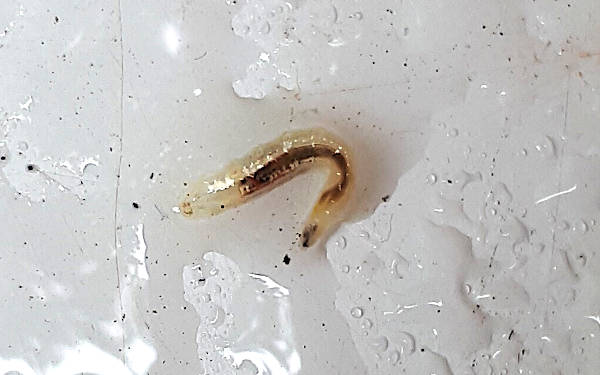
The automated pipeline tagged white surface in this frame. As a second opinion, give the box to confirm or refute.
[1,1,599,374]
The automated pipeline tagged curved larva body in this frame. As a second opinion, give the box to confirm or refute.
[179,128,353,247]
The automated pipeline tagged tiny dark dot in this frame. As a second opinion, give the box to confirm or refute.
[420,348,425,352]
[132,202,140,209]
[381,195,390,202]
[26,164,35,172]
[0,156,6,161]
[283,254,291,265]
[220,204,225,209]
[149,172,154,179]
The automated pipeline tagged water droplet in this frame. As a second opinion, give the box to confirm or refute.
[200,293,211,303]
[193,88,202,96]
[351,11,363,20]
[489,208,497,216]
[341,265,350,273]
[481,152,488,158]
[259,21,271,35]
[387,350,400,364]
[520,148,528,156]
[447,128,458,137]
[464,146,472,155]
[534,136,556,158]
[208,305,225,326]
[426,174,437,185]
[370,336,389,352]
[390,253,409,279]
[590,219,596,226]
[327,37,345,47]
[359,230,370,239]
[574,220,588,233]
[350,306,363,318]
[335,236,347,249]
[361,318,372,329]
[395,331,416,354]
[464,283,472,295]
[208,267,219,276]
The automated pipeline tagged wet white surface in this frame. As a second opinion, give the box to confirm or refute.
[1,0,599,374]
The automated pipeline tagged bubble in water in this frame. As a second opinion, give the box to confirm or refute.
[370,336,389,352]
[341,265,350,273]
[447,128,459,137]
[193,88,202,96]
[359,230,370,239]
[361,318,372,329]
[426,174,438,185]
[350,306,363,318]
[520,148,528,156]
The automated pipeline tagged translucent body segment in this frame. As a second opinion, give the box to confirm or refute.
[179,128,353,247]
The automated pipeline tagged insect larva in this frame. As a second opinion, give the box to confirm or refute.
[179,127,353,247]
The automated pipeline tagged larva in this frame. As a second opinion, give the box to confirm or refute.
[179,128,353,247]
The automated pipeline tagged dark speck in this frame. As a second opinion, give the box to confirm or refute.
[132,202,140,209]
[220,204,225,209]
[381,195,390,202]
[283,254,291,265]
[26,164,36,172]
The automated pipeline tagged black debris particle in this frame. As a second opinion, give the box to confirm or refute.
[381,194,390,202]
[26,164,37,172]
[149,172,154,179]
[283,254,291,265]
[132,202,140,209]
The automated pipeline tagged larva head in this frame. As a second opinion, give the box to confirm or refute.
[179,178,242,217]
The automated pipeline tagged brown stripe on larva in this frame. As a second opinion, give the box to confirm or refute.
[239,144,349,202]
